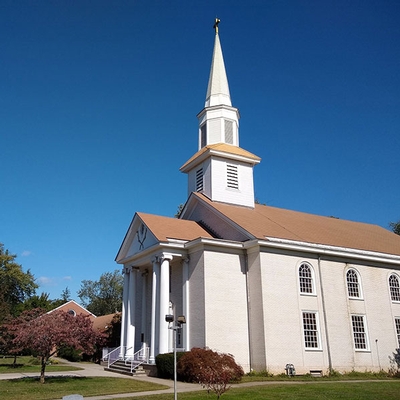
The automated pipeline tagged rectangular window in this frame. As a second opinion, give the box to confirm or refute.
[227,164,238,189]
[351,315,368,350]
[302,312,319,349]
[196,168,203,192]
[395,318,400,347]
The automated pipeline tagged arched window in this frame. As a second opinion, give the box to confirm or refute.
[389,274,400,302]
[347,269,361,298]
[299,263,314,294]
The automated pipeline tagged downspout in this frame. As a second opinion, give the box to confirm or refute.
[244,252,253,371]
[318,255,333,373]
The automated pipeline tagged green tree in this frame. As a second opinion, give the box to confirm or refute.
[0,243,37,321]
[17,292,53,313]
[390,220,400,235]
[61,286,71,301]
[78,269,123,316]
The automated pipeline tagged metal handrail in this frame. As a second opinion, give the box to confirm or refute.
[107,346,131,368]
[105,345,150,372]
[125,346,150,373]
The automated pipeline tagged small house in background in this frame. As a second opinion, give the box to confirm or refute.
[48,300,121,361]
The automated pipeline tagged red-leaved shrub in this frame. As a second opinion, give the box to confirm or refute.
[177,347,244,399]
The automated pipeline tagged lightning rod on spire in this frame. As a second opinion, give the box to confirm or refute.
[213,18,220,34]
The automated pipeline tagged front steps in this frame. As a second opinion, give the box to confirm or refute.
[105,360,147,376]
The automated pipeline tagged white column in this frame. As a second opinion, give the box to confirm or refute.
[140,270,148,357]
[159,253,173,355]
[126,267,137,358]
[149,258,159,364]
[119,267,130,358]
[182,257,190,351]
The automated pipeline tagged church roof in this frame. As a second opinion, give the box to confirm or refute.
[137,212,213,242]
[180,143,261,171]
[195,193,400,257]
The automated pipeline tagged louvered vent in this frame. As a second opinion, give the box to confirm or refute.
[227,164,238,189]
[196,168,204,192]
[225,120,233,144]
[200,125,207,148]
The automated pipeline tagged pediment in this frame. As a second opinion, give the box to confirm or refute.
[116,214,158,262]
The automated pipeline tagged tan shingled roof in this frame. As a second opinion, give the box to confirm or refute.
[180,143,261,170]
[196,194,400,256]
[137,212,213,242]
[92,313,119,331]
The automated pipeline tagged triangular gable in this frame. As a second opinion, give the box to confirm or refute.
[180,192,253,242]
[116,211,214,263]
[47,300,96,318]
[116,213,158,262]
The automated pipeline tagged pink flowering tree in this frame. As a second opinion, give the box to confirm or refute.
[8,308,105,383]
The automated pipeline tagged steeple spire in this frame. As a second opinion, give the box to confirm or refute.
[181,19,261,209]
[205,18,231,108]
[196,19,240,150]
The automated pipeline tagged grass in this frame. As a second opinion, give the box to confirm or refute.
[124,381,400,399]
[0,356,82,374]
[0,376,168,400]
[1,356,399,400]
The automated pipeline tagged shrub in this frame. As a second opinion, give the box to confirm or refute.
[155,352,187,379]
[57,345,83,362]
[177,347,244,399]
[389,348,400,377]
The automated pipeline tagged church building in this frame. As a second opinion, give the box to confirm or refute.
[115,21,400,374]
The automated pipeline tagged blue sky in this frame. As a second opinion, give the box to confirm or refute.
[1,1,399,301]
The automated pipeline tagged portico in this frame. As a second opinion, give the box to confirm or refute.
[116,215,201,363]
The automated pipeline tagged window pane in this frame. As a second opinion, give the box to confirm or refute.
[347,269,360,298]
[395,318,400,348]
[389,275,400,302]
[352,315,367,349]
[299,264,313,293]
[303,312,318,348]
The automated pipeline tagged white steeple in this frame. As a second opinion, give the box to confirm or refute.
[197,19,240,150]
[205,19,231,108]
[181,19,260,208]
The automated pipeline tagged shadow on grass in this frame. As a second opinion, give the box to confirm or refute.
[0,363,25,369]
[8,376,87,384]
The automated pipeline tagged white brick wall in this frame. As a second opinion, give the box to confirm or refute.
[203,250,250,371]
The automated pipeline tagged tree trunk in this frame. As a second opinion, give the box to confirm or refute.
[40,356,47,383]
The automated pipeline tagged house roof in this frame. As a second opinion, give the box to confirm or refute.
[92,313,119,331]
[195,193,400,257]
[137,212,213,242]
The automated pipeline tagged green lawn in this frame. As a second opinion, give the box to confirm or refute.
[0,376,168,400]
[127,381,400,400]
